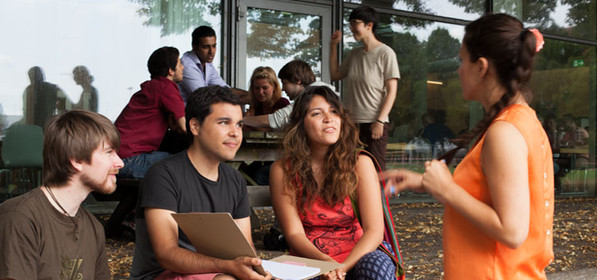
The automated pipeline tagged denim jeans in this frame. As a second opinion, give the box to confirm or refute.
[120,151,172,178]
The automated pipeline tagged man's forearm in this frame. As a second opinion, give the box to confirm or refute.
[243,115,270,129]
[231,88,250,104]
[157,246,228,274]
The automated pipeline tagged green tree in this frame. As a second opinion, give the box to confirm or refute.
[245,8,321,74]
[447,0,558,27]
[560,0,596,40]
[131,0,219,36]
[425,28,460,61]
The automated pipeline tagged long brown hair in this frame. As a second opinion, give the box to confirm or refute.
[281,86,361,212]
[454,13,539,150]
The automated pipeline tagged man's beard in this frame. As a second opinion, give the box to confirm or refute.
[81,173,116,195]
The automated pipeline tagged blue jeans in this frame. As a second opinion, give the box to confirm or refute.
[120,151,172,178]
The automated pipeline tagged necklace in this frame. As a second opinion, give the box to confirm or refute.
[44,186,79,240]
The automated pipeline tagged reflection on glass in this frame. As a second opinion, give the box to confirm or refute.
[531,40,596,194]
[133,0,222,36]
[72,66,98,112]
[21,66,71,130]
[0,0,221,127]
[494,0,596,41]
[246,7,322,81]
[346,7,596,194]
[344,0,481,20]
[342,10,467,169]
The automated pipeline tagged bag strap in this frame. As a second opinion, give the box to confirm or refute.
[351,149,405,279]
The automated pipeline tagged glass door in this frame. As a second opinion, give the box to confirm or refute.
[237,0,332,90]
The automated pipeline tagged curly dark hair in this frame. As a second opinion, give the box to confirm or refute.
[280,86,362,212]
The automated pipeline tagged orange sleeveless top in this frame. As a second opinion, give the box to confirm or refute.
[446,104,554,279]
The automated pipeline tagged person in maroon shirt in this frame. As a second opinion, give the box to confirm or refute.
[107,47,186,238]
[115,46,186,179]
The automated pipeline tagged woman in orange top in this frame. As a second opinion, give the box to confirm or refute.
[382,14,554,279]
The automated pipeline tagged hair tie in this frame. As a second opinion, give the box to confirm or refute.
[528,28,544,53]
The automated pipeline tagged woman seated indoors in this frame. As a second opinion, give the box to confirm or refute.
[270,86,396,280]
[246,66,289,118]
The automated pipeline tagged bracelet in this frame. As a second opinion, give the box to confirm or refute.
[376,119,385,124]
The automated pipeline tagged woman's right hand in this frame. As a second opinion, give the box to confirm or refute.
[421,159,456,204]
[380,169,425,196]
[330,30,342,46]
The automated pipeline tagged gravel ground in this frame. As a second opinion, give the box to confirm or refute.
[103,197,596,279]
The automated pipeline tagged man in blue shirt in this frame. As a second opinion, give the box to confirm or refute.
[179,26,248,103]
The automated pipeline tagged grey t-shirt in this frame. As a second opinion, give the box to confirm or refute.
[340,44,400,123]
[130,151,250,279]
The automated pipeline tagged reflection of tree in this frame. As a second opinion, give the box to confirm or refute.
[560,0,596,40]
[246,8,321,75]
[244,1,436,75]
[426,28,460,61]
[360,0,431,14]
[535,37,589,71]
[448,0,558,27]
[521,0,558,27]
[295,18,323,73]
[386,26,464,135]
[391,32,427,124]
[360,0,431,29]
[425,28,460,79]
[131,0,220,36]
[445,0,484,14]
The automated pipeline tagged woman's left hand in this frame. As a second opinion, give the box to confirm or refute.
[421,159,455,203]
[322,267,346,280]
[371,122,383,139]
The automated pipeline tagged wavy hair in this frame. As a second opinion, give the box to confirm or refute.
[281,86,361,212]
[248,66,282,114]
[456,13,538,148]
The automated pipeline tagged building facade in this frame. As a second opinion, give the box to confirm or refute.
[0,0,595,196]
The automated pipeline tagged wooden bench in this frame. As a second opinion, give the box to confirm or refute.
[247,185,272,229]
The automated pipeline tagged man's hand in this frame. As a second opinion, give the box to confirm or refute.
[330,30,342,46]
[371,122,383,139]
[223,257,272,280]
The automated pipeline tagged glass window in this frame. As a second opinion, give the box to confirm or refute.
[344,0,482,20]
[495,0,596,41]
[245,8,323,84]
[237,0,331,91]
[532,40,596,194]
[342,6,596,194]
[341,9,468,169]
[0,0,222,130]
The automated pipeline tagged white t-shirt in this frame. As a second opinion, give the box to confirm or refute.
[340,44,400,123]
